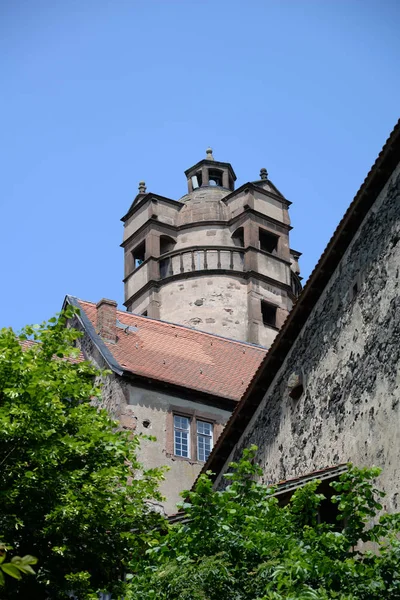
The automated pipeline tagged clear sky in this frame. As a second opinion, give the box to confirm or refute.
[1,0,399,331]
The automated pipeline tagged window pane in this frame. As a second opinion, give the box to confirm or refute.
[174,415,189,431]
[197,420,212,436]
[197,420,213,462]
[174,415,190,458]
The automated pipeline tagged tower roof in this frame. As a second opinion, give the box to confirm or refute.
[184,157,237,182]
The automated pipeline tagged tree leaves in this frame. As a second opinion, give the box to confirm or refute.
[0,310,166,599]
[0,550,37,585]
[124,450,400,600]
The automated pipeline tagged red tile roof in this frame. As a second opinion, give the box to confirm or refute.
[76,300,266,401]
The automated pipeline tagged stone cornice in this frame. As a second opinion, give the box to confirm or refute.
[223,181,292,207]
[124,268,294,307]
[121,207,292,249]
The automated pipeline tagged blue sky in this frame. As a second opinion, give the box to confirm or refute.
[1,0,399,331]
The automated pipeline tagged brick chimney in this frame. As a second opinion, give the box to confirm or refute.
[96,298,117,343]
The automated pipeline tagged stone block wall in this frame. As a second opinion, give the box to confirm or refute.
[215,165,400,512]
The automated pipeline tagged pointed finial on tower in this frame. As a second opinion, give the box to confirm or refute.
[206,147,214,161]
[138,181,147,194]
[259,168,268,180]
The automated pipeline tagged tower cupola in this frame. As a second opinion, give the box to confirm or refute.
[184,148,237,194]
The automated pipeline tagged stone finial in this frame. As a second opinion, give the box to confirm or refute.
[206,147,215,161]
[260,168,268,180]
[138,181,147,194]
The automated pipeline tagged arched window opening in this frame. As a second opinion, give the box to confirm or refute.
[208,169,223,187]
[232,227,244,247]
[160,235,176,255]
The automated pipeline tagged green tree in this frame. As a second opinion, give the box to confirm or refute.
[125,448,400,600]
[0,307,166,599]
[0,541,37,587]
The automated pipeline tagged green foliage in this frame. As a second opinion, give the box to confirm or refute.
[0,307,166,599]
[0,541,37,586]
[124,447,400,600]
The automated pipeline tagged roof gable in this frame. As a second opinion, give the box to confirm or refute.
[223,181,291,206]
[121,193,182,223]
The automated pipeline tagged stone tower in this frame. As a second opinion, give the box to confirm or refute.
[121,149,301,348]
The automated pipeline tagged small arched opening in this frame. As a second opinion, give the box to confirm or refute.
[232,227,244,248]
[160,235,177,255]
[208,169,223,187]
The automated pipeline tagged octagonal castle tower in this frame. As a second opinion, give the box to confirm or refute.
[121,149,301,348]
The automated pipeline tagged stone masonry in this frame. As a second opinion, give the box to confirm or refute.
[214,163,400,512]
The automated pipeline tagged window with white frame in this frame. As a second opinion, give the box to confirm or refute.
[173,415,190,458]
[172,415,214,461]
[196,420,213,462]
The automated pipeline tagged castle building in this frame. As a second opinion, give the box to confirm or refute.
[121,149,302,348]
[64,150,304,514]
[62,124,400,518]
[63,295,265,513]
[202,120,400,514]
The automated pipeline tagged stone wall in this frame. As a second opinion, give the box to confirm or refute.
[159,274,249,340]
[174,224,232,250]
[215,164,400,512]
[127,384,231,514]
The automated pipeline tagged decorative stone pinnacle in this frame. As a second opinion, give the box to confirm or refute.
[138,181,147,194]
[206,147,214,161]
[260,168,268,180]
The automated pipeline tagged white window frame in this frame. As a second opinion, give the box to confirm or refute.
[196,420,213,462]
[173,415,191,458]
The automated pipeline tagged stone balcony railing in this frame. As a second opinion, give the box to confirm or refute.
[124,245,297,301]
[159,246,245,279]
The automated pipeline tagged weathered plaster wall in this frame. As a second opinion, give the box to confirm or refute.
[155,201,180,226]
[257,252,290,285]
[225,189,249,218]
[123,202,152,242]
[125,261,150,300]
[216,165,400,512]
[159,275,249,340]
[127,384,231,514]
[72,316,233,514]
[253,190,285,222]
[128,292,152,316]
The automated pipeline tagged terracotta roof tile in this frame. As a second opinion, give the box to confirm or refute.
[77,300,266,401]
